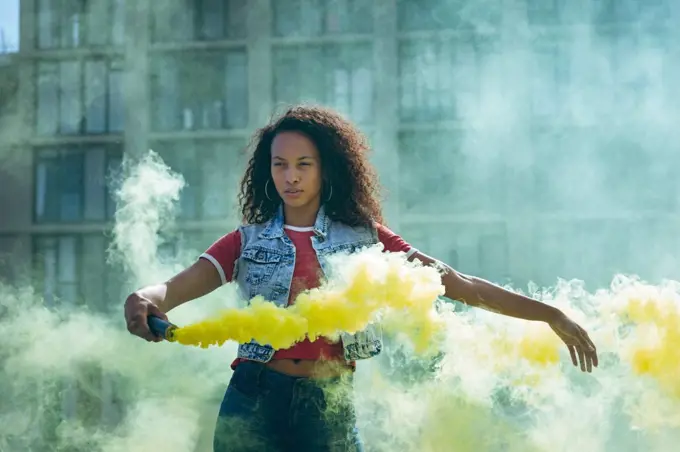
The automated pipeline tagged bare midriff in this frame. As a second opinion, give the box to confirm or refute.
[265,358,354,378]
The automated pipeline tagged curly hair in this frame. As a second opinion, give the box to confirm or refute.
[238,105,384,227]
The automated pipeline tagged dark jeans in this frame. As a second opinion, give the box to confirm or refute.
[213,361,364,452]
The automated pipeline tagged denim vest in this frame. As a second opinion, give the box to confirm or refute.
[234,205,383,363]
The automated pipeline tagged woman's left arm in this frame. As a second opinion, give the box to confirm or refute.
[410,250,599,373]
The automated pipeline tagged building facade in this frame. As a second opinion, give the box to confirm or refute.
[2,0,678,290]
[0,0,679,435]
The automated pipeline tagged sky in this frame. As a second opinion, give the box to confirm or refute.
[0,0,19,53]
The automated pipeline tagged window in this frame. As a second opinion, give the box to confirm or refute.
[273,44,373,124]
[111,0,125,45]
[529,43,570,120]
[635,0,672,28]
[34,146,122,224]
[591,0,615,25]
[539,220,618,286]
[591,0,669,27]
[59,61,80,134]
[32,232,124,424]
[398,131,460,215]
[575,219,634,287]
[477,229,509,282]
[151,0,247,42]
[273,0,372,37]
[609,34,670,117]
[150,50,248,132]
[397,0,501,32]
[530,222,568,285]
[33,235,78,307]
[151,139,245,220]
[37,60,124,136]
[531,128,565,212]
[531,128,603,213]
[36,63,58,135]
[107,65,124,132]
[0,235,27,285]
[157,229,223,266]
[85,60,124,134]
[33,234,125,311]
[399,130,508,215]
[598,136,669,211]
[81,234,126,312]
[526,0,562,26]
[399,40,454,122]
[37,0,126,49]
[398,0,462,31]
[398,37,494,123]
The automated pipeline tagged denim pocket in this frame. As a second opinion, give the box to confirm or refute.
[219,367,266,417]
[241,247,283,287]
[215,379,271,452]
[218,384,260,417]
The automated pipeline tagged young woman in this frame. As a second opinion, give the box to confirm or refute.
[124,105,598,452]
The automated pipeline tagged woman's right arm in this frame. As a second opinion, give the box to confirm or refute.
[139,258,223,313]
[125,229,241,341]
[124,258,223,342]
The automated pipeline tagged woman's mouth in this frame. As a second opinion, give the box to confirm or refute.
[284,189,302,198]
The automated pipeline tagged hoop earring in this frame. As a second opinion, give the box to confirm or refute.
[324,184,333,203]
[265,180,273,201]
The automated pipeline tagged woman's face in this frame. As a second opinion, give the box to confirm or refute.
[270,131,323,209]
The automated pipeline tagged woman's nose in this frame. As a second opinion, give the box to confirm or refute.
[286,169,300,183]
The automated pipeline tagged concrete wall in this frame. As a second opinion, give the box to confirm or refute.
[0,1,34,280]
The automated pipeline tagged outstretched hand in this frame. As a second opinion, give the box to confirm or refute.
[549,312,598,373]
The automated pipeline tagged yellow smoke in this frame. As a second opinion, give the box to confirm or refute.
[171,246,567,373]
[173,246,446,352]
[489,325,561,368]
[620,295,680,398]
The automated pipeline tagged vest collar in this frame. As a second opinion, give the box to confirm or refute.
[259,204,329,240]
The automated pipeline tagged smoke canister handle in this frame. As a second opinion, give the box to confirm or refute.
[147,315,178,342]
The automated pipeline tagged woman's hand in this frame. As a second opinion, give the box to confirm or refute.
[122,259,222,342]
[124,292,168,342]
[548,311,598,373]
